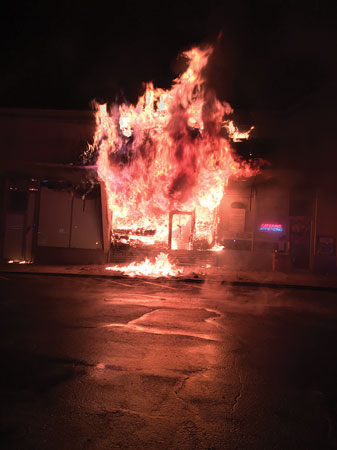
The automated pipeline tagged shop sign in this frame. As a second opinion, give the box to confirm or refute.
[259,223,283,232]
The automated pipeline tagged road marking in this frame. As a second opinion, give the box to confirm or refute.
[107,279,134,288]
[141,280,178,290]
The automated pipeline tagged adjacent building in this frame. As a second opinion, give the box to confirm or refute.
[0,108,110,265]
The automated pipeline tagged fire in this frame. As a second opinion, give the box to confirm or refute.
[223,120,254,142]
[7,260,32,264]
[106,252,182,278]
[209,244,224,252]
[93,45,256,249]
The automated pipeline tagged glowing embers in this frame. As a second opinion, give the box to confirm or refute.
[259,223,284,232]
[7,260,32,264]
[106,253,182,278]
[94,45,256,249]
[112,228,159,246]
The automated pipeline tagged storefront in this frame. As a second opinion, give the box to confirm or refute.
[0,163,110,264]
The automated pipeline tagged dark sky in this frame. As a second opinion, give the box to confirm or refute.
[1,0,336,111]
[1,0,337,175]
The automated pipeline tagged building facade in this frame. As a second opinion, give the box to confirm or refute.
[0,107,336,273]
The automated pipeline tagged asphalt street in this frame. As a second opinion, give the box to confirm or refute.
[0,274,337,449]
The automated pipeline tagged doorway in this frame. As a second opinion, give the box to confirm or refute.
[168,211,195,250]
[2,180,38,262]
[289,217,311,270]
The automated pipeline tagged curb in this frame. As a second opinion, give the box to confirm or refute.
[220,280,337,292]
[1,270,337,292]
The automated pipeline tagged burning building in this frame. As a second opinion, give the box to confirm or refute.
[93,46,255,253]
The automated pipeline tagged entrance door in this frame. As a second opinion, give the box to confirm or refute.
[289,217,311,270]
[3,185,37,262]
[169,211,195,250]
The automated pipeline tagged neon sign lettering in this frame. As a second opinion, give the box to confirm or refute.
[259,223,283,232]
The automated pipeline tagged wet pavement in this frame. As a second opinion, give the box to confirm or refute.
[1,274,337,449]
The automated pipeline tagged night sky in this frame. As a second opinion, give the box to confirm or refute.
[1,1,335,109]
[1,1,337,173]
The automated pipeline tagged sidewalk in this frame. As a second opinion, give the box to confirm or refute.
[1,262,337,291]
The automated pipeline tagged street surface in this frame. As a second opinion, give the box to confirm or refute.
[0,274,337,449]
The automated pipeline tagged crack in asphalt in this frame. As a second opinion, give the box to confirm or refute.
[232,357,244,413]
[172,371,210,424]
[90,407,173,420]
[169,368,207,376]
[174,376,190,397]
[232,387,242,412]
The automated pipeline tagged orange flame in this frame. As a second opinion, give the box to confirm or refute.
[106,253,182,278]
[223,120,254,142]
[93,45,256,247]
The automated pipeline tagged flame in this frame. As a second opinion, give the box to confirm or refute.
[7,260,32,264]
[93,45,256,248]
[209,244,224,252]
[106,253,182,278]
[222,120,254,142]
